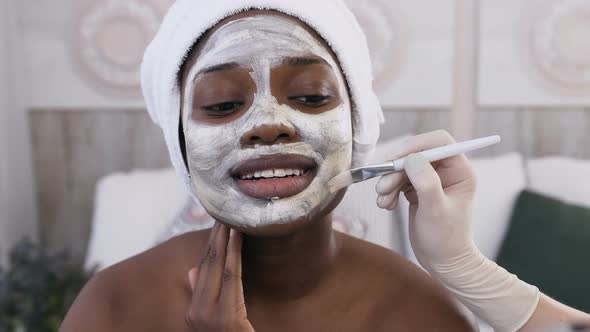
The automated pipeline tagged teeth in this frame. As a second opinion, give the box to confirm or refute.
[240,169,307,179]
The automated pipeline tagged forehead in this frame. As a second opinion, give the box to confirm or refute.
[183,10,337,73]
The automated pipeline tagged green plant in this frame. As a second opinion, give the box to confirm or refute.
[0,239,94,332]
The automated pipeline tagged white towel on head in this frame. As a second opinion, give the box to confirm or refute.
[141,0,385,200]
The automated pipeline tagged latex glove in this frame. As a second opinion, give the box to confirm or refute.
[375,130,540,332]
[185,222,255,332]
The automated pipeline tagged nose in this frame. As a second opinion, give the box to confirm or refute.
[240,124,300,147]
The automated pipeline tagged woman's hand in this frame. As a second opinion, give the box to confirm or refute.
[185,222,255,332]
[374,130,478,265]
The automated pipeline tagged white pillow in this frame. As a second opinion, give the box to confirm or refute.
[401,153,527,262]
[527,157,590,208]
[85,169,187,271]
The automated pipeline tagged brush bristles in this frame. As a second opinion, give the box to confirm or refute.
[327,171,353,193]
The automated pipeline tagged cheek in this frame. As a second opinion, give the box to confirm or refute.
[296,105,353,155]
[184,123,239,174]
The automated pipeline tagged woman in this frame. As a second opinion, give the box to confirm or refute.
[61,1,590,331]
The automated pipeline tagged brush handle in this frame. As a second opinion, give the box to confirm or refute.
[347,135,502,183]
[392,135,502,171]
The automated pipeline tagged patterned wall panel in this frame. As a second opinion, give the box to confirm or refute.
[23,0,457,108]
[344,0,409,94]
[524,0,590,95]
[72,0,411,100]
[480,0,590,105]
[72,0,167,97]
[23,0,590,108]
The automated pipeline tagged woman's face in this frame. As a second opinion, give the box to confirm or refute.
[181,11,353,234]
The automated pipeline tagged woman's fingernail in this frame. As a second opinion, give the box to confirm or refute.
[188,268,198,290]
[405,154,428,177]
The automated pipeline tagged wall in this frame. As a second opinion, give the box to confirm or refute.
[0,0,38,266]
[381,108,590,158]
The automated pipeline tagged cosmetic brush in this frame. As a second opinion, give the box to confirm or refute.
[327,135,502,193]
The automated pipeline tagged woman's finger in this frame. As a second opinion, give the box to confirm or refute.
[195,223,220,298]
[188,267,198,291]
[202,223,230,303]
[220,229,246,309]
[186,223,221,324]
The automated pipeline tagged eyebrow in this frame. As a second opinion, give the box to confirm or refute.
[281,56,331,67]
[193,56,331,81]
[195,62,241,78]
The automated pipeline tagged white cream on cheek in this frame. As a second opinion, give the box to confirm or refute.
[182,16,353,228]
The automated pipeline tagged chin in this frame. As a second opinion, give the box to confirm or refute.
[215,188,348,237]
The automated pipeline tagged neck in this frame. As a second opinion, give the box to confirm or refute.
[241,215,339,304]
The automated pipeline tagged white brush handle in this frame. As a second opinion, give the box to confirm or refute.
[392,135,502,171]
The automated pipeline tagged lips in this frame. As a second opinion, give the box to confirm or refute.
[230,154,318,199]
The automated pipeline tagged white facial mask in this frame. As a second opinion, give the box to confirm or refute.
[182,15,353,228]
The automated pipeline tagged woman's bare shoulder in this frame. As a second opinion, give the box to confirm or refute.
[335,232,474,331]
[60,229,212,331]
[335,230,429,285]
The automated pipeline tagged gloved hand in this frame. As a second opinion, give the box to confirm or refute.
[375,130,540,332]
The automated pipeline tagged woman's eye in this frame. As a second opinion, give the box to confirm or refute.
[289,95,331,107]
[202,102,243,114]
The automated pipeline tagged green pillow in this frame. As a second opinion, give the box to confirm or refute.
[496,190,590,312]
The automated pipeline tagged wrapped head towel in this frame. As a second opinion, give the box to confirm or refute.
[141,0,384,200]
